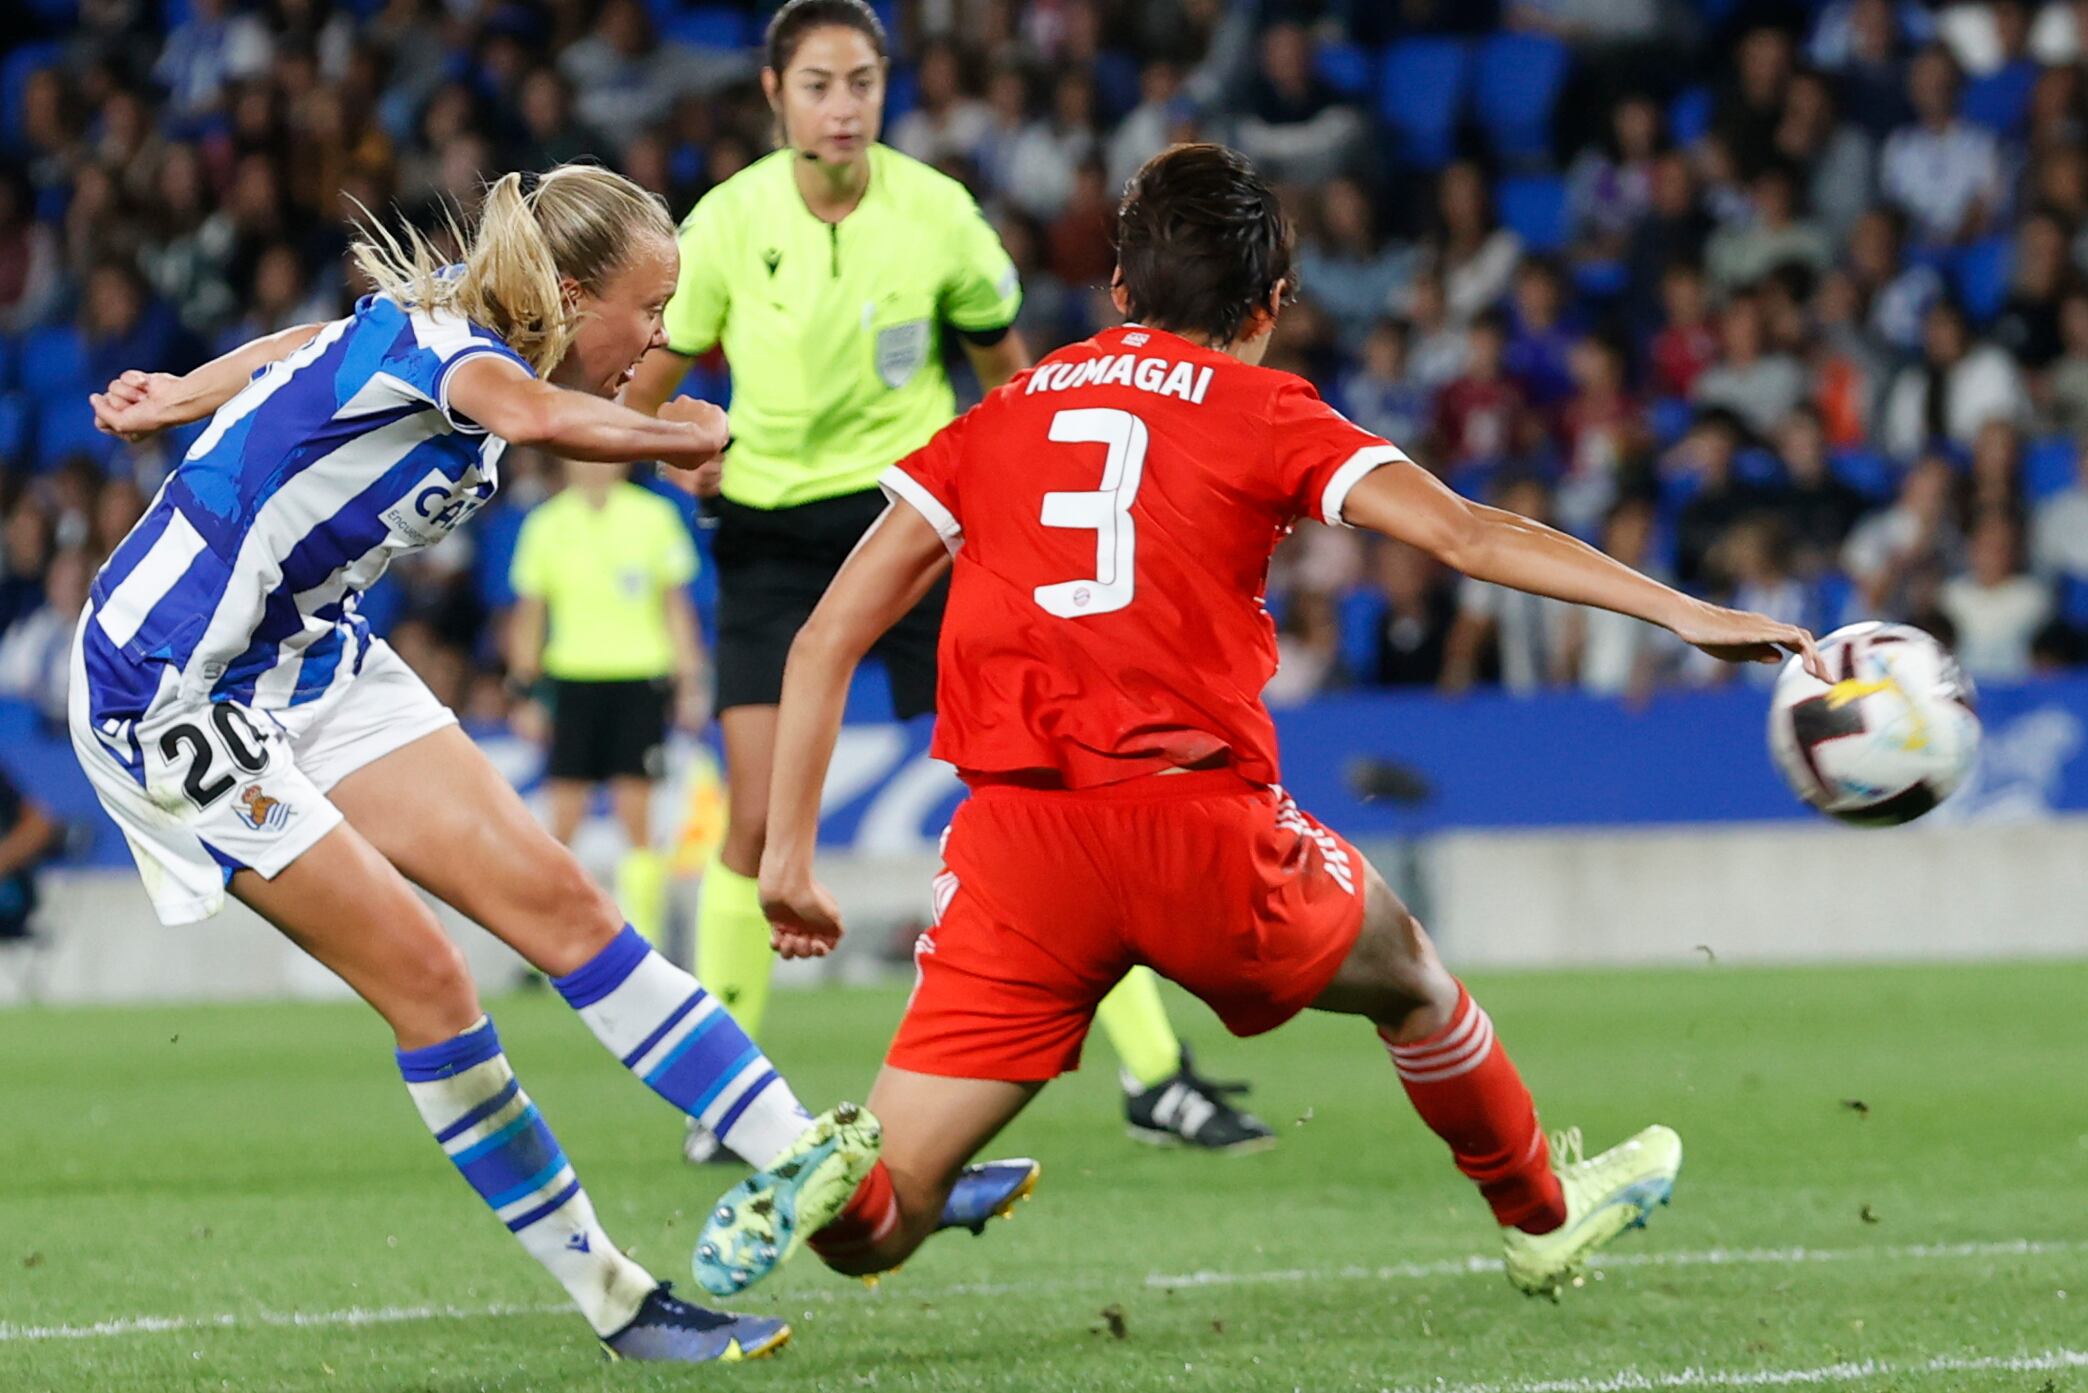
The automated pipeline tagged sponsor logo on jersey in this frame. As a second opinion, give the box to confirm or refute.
[381,463,495,546]
[235,783,291,833]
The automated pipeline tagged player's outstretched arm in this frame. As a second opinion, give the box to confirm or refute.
[446,358,728,472]
[1341,458,1828,680]
[761,503,952,959]
[90,322,327,442]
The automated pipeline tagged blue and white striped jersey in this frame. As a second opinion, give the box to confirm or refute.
[80,293,533,732]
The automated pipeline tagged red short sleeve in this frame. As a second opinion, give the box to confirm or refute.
[1264,379,1410,526]
[880,413,969,551]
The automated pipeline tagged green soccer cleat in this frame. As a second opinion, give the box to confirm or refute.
[1500,1124,1682,1299]
[693,1103,883,1297]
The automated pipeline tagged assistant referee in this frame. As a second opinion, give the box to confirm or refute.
[507,458,704,948]
[627,0,1274,1163]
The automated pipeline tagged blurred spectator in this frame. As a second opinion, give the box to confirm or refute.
[1670,408,1775,590]
[1704,161,1833,293]
[1441,476,1573,694]
[558,0,678,149]
[1693,293,1806,438]
[1775,405,1866,576]
[0,499,53,640]
[1006,71,1100,219]
[1846,205,1945,355]
[1564,497,1671,697]
[1843,453,1963,617]
[1715,27,1796,178]
[0,546,88,726]
[0,765,58,943]
[1299,178,1412,351]
[1234,22,1362,186]
[2030,441,2088,586]
[2041,291,2088,436]
[1565,94,1660,261]
[1690,515,1808,686]
[1266,589,1342,707]
[1106,61,1189,194]
[1503,259,1578,411]
[1940,510,2052,680]
[891,40,991,170]
[1624,150,1713,335]
[1428,162,1521,325]
[1337,320,1429,449]
[1772,69,1874,239]
[1966,420,2025,519]
[1368,542,1456,689]
[1879,46,2003,246]
[1555,334,1645,537]
[1991,210,2081,371]
[1809,268,1886,448]
[1881,299,2030,459]
[1046,160,1115,290]
[1403,270,1470,397]
[1434,312,1525,472]
[0,165,62,333]
[1648,260,1718,399]
[515,68,607,171]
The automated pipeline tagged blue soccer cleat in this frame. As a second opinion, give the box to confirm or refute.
[938,1157,1042,1235]
[693,1103,883,1297]
[600,1283,789,1363]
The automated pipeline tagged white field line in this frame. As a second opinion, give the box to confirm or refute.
[2,1236,2077,1344]
[1384,1348,2088,1393]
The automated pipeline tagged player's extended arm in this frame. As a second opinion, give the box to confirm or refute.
[1342,459,1827,678]
[447,358,728,472]
[960,328,1031,394]
[760,503,953,958]
[619,346,727,498]
[90,322,327,442]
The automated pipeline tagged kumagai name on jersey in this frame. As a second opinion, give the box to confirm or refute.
[81,293,532,745]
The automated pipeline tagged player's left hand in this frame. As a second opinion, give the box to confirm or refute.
[90,371,189,442]
[761,875,845,959]
[1673,600,1827,680]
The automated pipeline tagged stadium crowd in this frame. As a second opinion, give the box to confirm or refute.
[5,0,2088,726]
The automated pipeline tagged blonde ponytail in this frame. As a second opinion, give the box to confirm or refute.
[350,164,676,377]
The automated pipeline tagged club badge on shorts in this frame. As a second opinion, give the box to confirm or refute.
[874,319,931,389]
[235,784,291,833]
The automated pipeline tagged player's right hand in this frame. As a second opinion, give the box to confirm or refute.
[90,370,186,442]
[656,396,730,481]
[1672,599,1826,680]
[760,875,845,960]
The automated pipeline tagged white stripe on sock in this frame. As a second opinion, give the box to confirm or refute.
[1396,1013,1497,1084]
[627,993,722,1079]
[1389,998,1482,1064]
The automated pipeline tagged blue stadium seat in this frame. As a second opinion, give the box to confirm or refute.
[1668,85,1713,147]
[1813,570,1855,628]
[1,42,65,155]
[1337,586,1387,684]
[2025,435,2078,502]
[1315,41,1373,100]
[1960,60,2037,137]
[30,397,121,473]
[1377,38,1469,170]
[1648,396,1695,448]
[1952,235,2013,324]
[0,392,28,467]
[1735,446,1786,488]
[2063,575,2088,626]
[17,326,86,399]
[661,6,751,50]
[1472,33,1568,164]
[1496,174,1568,253]
[1831,448,1899,501]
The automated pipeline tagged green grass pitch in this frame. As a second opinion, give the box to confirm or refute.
[5,960,2085,1392]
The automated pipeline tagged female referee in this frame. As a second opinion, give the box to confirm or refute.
[627,0,1273,1164]
[77,163,878,1363]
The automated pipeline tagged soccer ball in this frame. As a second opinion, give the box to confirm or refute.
[1766,622,1982,826]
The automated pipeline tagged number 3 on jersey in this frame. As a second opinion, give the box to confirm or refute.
[1033,407,1147,618]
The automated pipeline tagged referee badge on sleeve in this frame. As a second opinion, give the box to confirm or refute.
[875,319,931,389]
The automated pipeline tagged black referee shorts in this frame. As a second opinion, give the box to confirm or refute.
[546,677,671,782]
[711,488,946,719]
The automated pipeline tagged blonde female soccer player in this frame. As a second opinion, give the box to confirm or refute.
[76,163,877,1364]
[626,0,1275,1169]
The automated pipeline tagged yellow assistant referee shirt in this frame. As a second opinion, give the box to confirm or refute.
[509,483,697,681]
[662,144,1023,510]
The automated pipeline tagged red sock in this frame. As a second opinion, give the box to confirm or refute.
[1381,982,1565,1234]
[807,1160,900,1264]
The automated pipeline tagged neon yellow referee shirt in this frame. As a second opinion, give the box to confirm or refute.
[662,144,1022,510]
[509,483,697,681]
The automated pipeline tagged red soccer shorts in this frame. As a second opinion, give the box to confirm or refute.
[885,768,1369,1082]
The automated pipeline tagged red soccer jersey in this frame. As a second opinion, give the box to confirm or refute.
[883,324,1406,788]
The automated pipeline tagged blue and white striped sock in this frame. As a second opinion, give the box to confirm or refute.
[397,1017,655,1337]
[553,924,812,1168]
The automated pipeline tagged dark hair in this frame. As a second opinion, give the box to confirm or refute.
[765,0,887,74]
[1115,144,1295,344]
